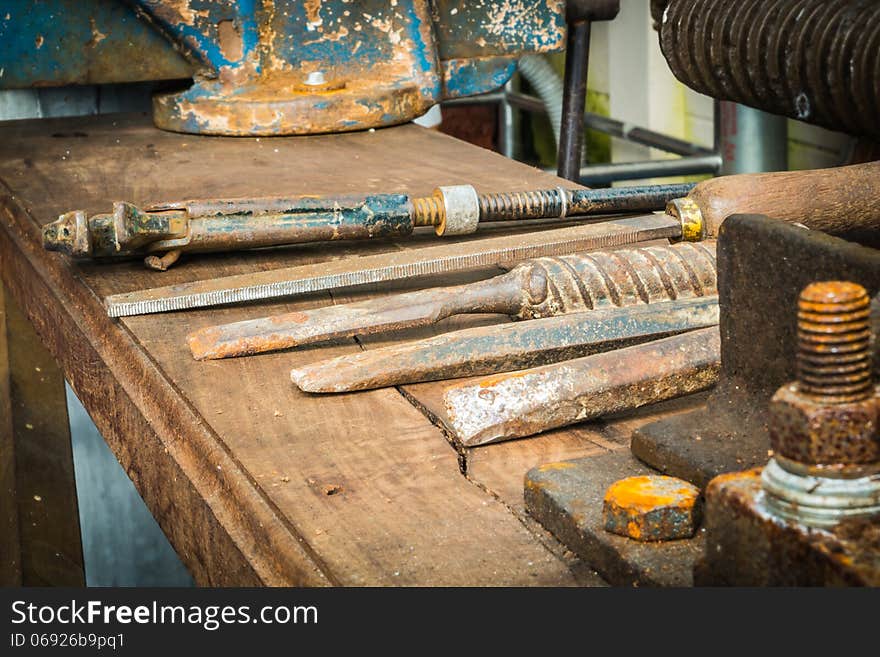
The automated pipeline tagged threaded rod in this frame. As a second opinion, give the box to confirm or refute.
[797,281,873,403]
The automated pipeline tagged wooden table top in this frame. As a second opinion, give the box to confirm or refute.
[0,113,701,586]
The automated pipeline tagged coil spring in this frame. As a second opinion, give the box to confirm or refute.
[659,0,880,138]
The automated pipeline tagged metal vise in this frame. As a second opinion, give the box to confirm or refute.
[0,0,568,135]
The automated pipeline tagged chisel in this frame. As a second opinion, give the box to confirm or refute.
[443,327,722,446]
[103,161,880,316]
[290,296,720,392]
[187,241,718,360]
[104,217,679,317]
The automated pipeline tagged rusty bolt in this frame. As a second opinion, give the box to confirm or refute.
[769,281,880,468]
[602,475,701,542]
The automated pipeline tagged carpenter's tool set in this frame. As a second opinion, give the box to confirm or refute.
[18,0,880,587]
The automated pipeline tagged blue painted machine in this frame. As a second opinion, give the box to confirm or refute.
[0,0,566,135]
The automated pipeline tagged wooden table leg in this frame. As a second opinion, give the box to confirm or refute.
[0,284,84,586]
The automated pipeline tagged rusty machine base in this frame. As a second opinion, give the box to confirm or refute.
[524,451,704,587]
[526,215,880,586]
[632,217,880,487]
[694,470,880,586]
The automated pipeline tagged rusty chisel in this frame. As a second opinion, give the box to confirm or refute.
[443,326,721,446]
[187,241,717,360]
[104,217,680,317]
[290,296,720,392]
[102,161,880,316]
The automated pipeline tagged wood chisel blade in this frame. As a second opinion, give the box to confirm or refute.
[289,296,720,393]
[104,214,680,317]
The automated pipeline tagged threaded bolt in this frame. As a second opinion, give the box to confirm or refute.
[796,281,873,403]
[411,188,576,228]
[478,189,571,222]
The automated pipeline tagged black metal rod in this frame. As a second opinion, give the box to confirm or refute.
[570,154,722,185]
[583,113,714,157]
[557,20,591,181]
[445,91,715,161]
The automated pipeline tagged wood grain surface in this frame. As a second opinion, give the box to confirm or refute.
[0,286,84,586]
[0,286,22,585]
[0,113,689,586]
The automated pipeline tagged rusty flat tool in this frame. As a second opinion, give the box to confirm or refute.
[443,326,721,447]
[104,216,679,317]
[43,182,693,268]
[103,160,880,315]
[187,241,718,360]
[290,296,720,392]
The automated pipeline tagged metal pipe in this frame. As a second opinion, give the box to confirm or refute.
[497,80,519,160]
[544,154,722,185]
[557,20,592,180]
[719,102,788,175]
[444,91,716,164]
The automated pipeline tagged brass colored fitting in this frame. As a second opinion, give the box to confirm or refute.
[666,196,704,242]
[411,193,444,228]
[411,185,480,236]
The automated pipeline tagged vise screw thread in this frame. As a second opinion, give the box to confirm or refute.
[519,241,717,319]
[412,189,573,227]
[477,190,571,222]
[796,281,873,403]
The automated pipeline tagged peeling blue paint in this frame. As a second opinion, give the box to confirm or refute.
[1,0,565,135]
[443,57,518,99]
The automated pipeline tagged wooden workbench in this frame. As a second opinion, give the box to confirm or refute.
[0,113,700,586]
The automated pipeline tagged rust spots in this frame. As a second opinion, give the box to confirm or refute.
[478,369,530,388]
[143,249,182,272]
[796,281,872,403]
[186,327,221,361]
[273,311,309,325]
[86,18,107,49]
[768,385,880,465]
[304,0,324,29]
[217,20,243,62]
[536,462,576,473]
[769,280,879,467]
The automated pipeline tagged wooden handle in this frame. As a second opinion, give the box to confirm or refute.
[690,161,880,237]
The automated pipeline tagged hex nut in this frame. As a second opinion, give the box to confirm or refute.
[769,383,880,465]
[602,475,701,541]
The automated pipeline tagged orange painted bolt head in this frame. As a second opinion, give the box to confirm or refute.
[603,475,702,541]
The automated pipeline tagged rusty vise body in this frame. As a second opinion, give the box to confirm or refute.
[0,0,568,135]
